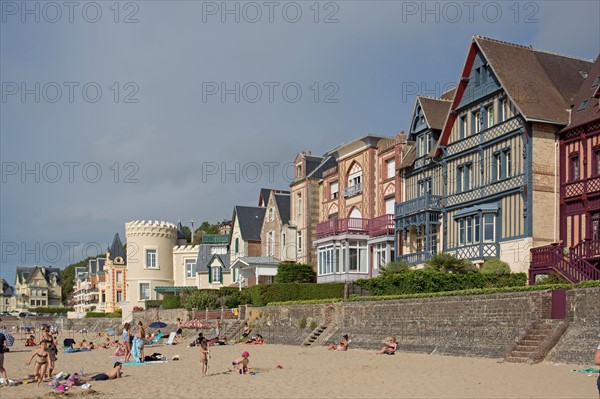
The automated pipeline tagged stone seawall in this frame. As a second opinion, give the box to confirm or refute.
[247,287,600,364]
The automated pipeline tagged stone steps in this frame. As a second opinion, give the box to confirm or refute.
[504,320,566,364]
[302,325,328,347]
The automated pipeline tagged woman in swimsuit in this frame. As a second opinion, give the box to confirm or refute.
[327,334,349,351]
[123,323,132,363]
[41,326,57,378]
[27,340,50,385]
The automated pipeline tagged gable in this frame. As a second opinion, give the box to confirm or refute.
[457,48,502,109]
[409,102,428,137]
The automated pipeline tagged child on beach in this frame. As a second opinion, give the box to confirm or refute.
[27,339,50,385]
[176,318,183,339]
[232,351,250,374]
[376,336,397,355]
[198,339,210,377]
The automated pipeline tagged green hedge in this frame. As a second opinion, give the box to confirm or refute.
[347,282,599,302]
[353,269,527,296]
[145,300,163,309]
[29,307,74,314]
[275,262,314,283]
[84,310,122,318]
[162,296,181,310]
[268,298,343,306]
[246,283,345,307]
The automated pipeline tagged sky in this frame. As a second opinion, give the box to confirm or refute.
[1,0,599,284]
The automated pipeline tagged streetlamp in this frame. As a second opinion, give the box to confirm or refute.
[190,219,196,243]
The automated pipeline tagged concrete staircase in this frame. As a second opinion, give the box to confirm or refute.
[223,320,245,341]
[504,319,569,364]
[302,324,338,347]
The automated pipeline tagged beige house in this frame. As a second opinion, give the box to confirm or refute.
[261,190,296,262]
[290,152,337,269]
[229,205,265,264]
[102,233,127,313]
[13,266,62,310]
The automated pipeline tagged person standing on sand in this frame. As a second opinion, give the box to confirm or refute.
[0,329,9,386]
[215,318,221,338]
[594,341,600,399]
[198,338,210,377]
[27,339,50,385]
[176,318,183,339]
[134,321,146,362]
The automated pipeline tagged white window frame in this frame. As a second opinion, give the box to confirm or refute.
[211,266,221,284]
[483,214,495,242]
[348,240,367,273]
[486,104,494,128]
[145,248,158,269]
[139,282,150,301]
[331,181,339,199]
[386,158,395,179]
[297,193,302,217]
[185,258,196,278]
[348,171,362,187]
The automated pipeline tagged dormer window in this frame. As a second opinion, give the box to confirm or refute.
[296,164,302,178]
[417,132,431,157]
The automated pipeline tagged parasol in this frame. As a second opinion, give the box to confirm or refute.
[149,321,167,329]
[0,328,15,346]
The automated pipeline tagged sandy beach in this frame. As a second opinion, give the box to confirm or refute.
[1,333,598,399]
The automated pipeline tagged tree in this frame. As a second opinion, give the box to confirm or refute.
[380,261,411,276]
[425,253,478,274]
[61,256,95,304]
[480,259,511,274]
[192,221,221,244]
[275,262,314,283]
[181,226,192,243]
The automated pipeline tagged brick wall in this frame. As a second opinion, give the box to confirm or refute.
[248,288,599,362]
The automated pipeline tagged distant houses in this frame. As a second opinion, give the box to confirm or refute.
[6,36,599,316]
[13,266,62,311]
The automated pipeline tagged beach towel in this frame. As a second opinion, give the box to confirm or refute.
[122,360,168,367]
[570,368,599,374]
[131,337,144,362]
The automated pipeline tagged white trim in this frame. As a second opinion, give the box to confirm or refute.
[138,281,151,301]
[144,246,159,270]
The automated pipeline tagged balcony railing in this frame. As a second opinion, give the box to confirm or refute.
[397,251,434,265]
[317,217,369,239]
[455,243,499,260]
[395,194,443,218]
[369,214,394,237]
[343,183,363,198]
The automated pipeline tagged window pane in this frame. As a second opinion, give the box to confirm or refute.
[467,217,473,244]
[349,247,358,271]
[359,247,368,273]
[474,215,480,243]
[459,219,465,246]
[484,215,494,241]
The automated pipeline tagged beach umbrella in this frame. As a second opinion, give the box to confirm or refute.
[0,328,15,346]
[149,321,167,329]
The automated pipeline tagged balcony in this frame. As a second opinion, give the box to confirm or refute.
[395,194,443,218]
[397,251,434,265]
[455,243,499,260]
[343,183,363,198]
[369,214,394,238]
[317,217,369,239]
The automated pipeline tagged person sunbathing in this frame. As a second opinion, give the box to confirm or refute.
[82,362,123,381]
[99,338,112,349]
[376,336,397,355]
[25,336,37,347]
[327,334,349,351]
[245,334,265,345]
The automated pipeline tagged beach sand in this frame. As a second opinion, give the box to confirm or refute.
[1,333,598,398]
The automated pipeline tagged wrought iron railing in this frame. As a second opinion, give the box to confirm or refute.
[342,183,363,198]
[396,251,434,265]
[316,217,370,239]
[369,214,394,237]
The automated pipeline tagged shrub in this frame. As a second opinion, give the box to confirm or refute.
[275,262,315,283]
[535,272,569,285]
[480,259,511,274]
[309,320,318,330]
[425,253,478,274]
[245,283,345,307]
[162,296,181,310]
[145,300,163,309]
[85,311,121,318]
[267,298,343,306]
[299,316,307,329]
[380,261,411,276]
[182,290,220,310]
[353,269,526,296]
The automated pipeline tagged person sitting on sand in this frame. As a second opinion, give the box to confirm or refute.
[245,334,264,345]
[82,362,123,381]
[241,322,251,339]
[208,337,229,346]
[327,334,349,351]
[99,338,112,349]
[25,336,37,347]
[376,336,397,355]
[27,339,50,385]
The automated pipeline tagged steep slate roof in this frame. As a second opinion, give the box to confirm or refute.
[474,36,592,124]
[259,188,290,207]
[274,193,291,224]
[418,96,453,130]
[15,266,62,286]
[1,279,14,296]
[563,55,600,129]
[195,245,231,273]
[108,233,126,262]
[438,36,593,152]
[177,222,188,240]
[234,206,266,241]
